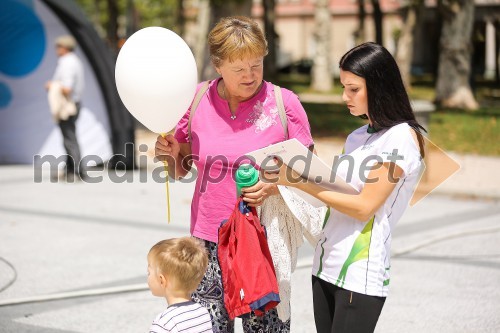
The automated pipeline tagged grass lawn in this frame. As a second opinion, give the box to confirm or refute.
[277,75,500,156]
[429,108,500,156]
[301,102,364,138]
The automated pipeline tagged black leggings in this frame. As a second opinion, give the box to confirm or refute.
[312,276,386,333]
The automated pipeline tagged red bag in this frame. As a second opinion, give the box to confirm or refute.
[218,199,280,319]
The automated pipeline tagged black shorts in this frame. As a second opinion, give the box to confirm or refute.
[312,275,386,333]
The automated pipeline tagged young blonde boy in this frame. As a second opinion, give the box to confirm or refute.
[147,237,212,333]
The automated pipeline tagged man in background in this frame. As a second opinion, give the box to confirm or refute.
[46,35,85,181]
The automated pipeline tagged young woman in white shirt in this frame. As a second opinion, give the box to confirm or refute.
[265,42,426,333]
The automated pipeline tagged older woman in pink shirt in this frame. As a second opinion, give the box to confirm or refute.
[155,16,313,333]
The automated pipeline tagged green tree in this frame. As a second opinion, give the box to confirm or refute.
[75,0,180,53]
[311,0,333,92]
[435,0,478,110]
[355,0,366,44]
[196,0,253,80]
[262,0,278,81]
[395,0,423,91]
[371,0,383,45]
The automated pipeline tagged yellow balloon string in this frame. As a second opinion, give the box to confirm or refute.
[161,133,171,223]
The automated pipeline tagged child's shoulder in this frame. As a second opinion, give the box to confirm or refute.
[169,300,198,309]
[168,300,209,316]
[151,308,174,330]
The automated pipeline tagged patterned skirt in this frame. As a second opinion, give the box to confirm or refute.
[192,239,290,333]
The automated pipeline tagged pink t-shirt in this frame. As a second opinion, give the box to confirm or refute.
[174,78,314,242]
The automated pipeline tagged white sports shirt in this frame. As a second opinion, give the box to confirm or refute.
[313,122,423,297]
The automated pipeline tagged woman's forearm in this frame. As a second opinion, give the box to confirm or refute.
[293,163,402,221]
[295,181,371,221]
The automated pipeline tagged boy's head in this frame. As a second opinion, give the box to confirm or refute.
[147,237,208,297]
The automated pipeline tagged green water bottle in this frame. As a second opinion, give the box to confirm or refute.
[235,164,259,197]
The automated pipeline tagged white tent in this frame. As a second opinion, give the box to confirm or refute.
[0,0,134,168]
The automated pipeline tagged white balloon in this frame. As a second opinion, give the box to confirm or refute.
[115,27,198,133]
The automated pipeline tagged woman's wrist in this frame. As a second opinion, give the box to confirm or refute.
[268,183,280,196]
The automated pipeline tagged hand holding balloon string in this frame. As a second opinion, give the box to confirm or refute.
[115,27,198,223]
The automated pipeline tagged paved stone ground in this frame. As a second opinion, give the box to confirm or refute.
[0,128,499,332]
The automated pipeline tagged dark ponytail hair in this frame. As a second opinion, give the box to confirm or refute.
[339,42,426,156]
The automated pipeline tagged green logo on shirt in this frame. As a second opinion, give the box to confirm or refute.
[336,216,375,287]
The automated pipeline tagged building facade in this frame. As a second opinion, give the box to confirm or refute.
[183,0,499,80]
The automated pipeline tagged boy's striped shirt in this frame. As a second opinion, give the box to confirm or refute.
[149,301,212,333]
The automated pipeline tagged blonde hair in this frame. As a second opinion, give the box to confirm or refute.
[55,35,76,51]
[208,16,268,67]
[149,237,208,293]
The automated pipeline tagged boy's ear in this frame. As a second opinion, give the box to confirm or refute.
[159,274,167,287]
